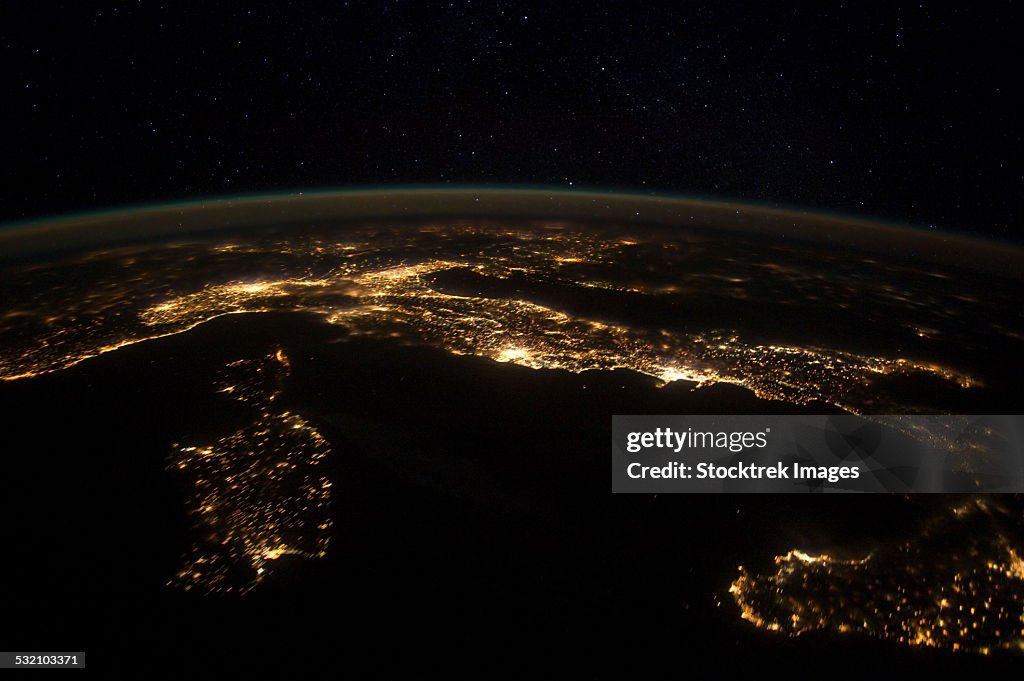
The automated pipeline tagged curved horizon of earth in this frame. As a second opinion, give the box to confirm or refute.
[2,188,1022,659]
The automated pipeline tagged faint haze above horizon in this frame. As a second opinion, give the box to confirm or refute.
[2,188,1022,268]
[2,3,1019,240]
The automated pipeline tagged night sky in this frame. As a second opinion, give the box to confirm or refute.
[2,2,1020,240]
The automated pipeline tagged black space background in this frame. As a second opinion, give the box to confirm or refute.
[1,2,1021,240]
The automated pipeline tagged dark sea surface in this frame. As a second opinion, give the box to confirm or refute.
[3,310,1019,675]
[1,193,1021,674]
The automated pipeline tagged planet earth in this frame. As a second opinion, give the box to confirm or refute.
[1,188,1021,674]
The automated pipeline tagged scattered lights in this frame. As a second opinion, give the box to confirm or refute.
[261,546,290,561]
[730,498,1024,655]
[169,349,331,595]
[0,222,1017,613]
[0,225,981,421]
[1006,547,1024,580]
